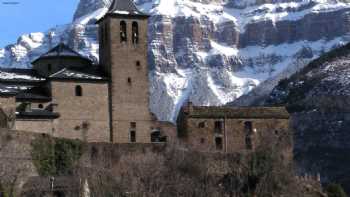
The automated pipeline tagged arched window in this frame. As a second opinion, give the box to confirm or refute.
[75,85,82,97]
[38,104,43,109]
[120,21,127,43]
[136,61,141,70]
[132,21,139,44]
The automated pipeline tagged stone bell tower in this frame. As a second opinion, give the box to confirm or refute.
[97,0,154,143]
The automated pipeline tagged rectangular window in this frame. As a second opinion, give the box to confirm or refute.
[214,121,223,134]
[130,122,136,143]
[245,121,254,150]
[215,137,223,150]
[130,131,136,143]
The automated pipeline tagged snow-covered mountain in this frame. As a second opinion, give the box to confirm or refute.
[1,0,350,122]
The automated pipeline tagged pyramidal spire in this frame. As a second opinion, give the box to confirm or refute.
[96,0,149,24]
[107,0,146,15]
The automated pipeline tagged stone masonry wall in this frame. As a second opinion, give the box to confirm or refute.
[51,81,110,142]
[16,120,54,134]
[105,16,155,143]
[183,118,292,156]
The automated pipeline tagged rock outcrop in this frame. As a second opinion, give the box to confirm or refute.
[266,43,350,194]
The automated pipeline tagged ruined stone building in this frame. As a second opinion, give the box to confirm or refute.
[0,0,291,153]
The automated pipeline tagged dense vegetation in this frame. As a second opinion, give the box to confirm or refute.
[31,135,83,176]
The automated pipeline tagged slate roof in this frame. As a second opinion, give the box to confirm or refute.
[16,109,60,119]
[16,87,51,102]
[32,43,91,64]
[49,67,107,82]
[185,106,290,119]
[108,0,146,15]
[97,0,149,23]
[0,84,18,96]
[0,69,45,84]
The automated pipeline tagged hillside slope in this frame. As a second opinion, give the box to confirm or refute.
[266,43,350,193]
[1,0,350,121]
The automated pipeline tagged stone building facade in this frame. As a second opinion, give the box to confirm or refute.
[0,0,291,154]
[177,103,291,155]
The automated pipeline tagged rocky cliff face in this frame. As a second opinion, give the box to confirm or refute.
[1,0,350,121]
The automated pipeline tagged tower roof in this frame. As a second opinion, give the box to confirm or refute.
[108,0,143,15]
[97,0,149,23]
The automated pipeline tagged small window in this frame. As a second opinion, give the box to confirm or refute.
[130,130,136,142]
[100,26,104,46]
[82,121,90,129]
[245,121,254,150]
[244,121,253,134]
[91,146,98,160]
[214,121,223,134]
[75,85,83,96]
[132,21,139,44]
[130,122,136,129]
[215,137,223,150]
[246,136,253,150]
[136,61,141,70]
[198,121,206,128]
[151,130,161,142]
[104,23,108,43]
[38,104,43,109]
[127,77,132,84]
[200,138,205,144]
[48,64,52,72]
[120,21,127,43]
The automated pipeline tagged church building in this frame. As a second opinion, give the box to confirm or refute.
[0,0,291,154]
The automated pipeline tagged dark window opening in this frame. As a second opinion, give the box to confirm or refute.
[82,121,90,130]
[130,122,136,129]
[136,61,141,70]
[53,191,65,197]
[130,130,136,143]
[244,121,253,134]
[100,26,105,46]
[215,137,223,150]
[200,138,205,144]
[246,136,253,150]
[132,21,139,44]
[91,146,98,160]
[198,121,206,128]
[38,104,43,109]
[104,23,108,43]
[120,21,127,43]
[151,130,166,142]
[48,64,52,72]
[75,85,83,96]
[214,121,223,134]
[244,121,253,150]
[127,77,132,84]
